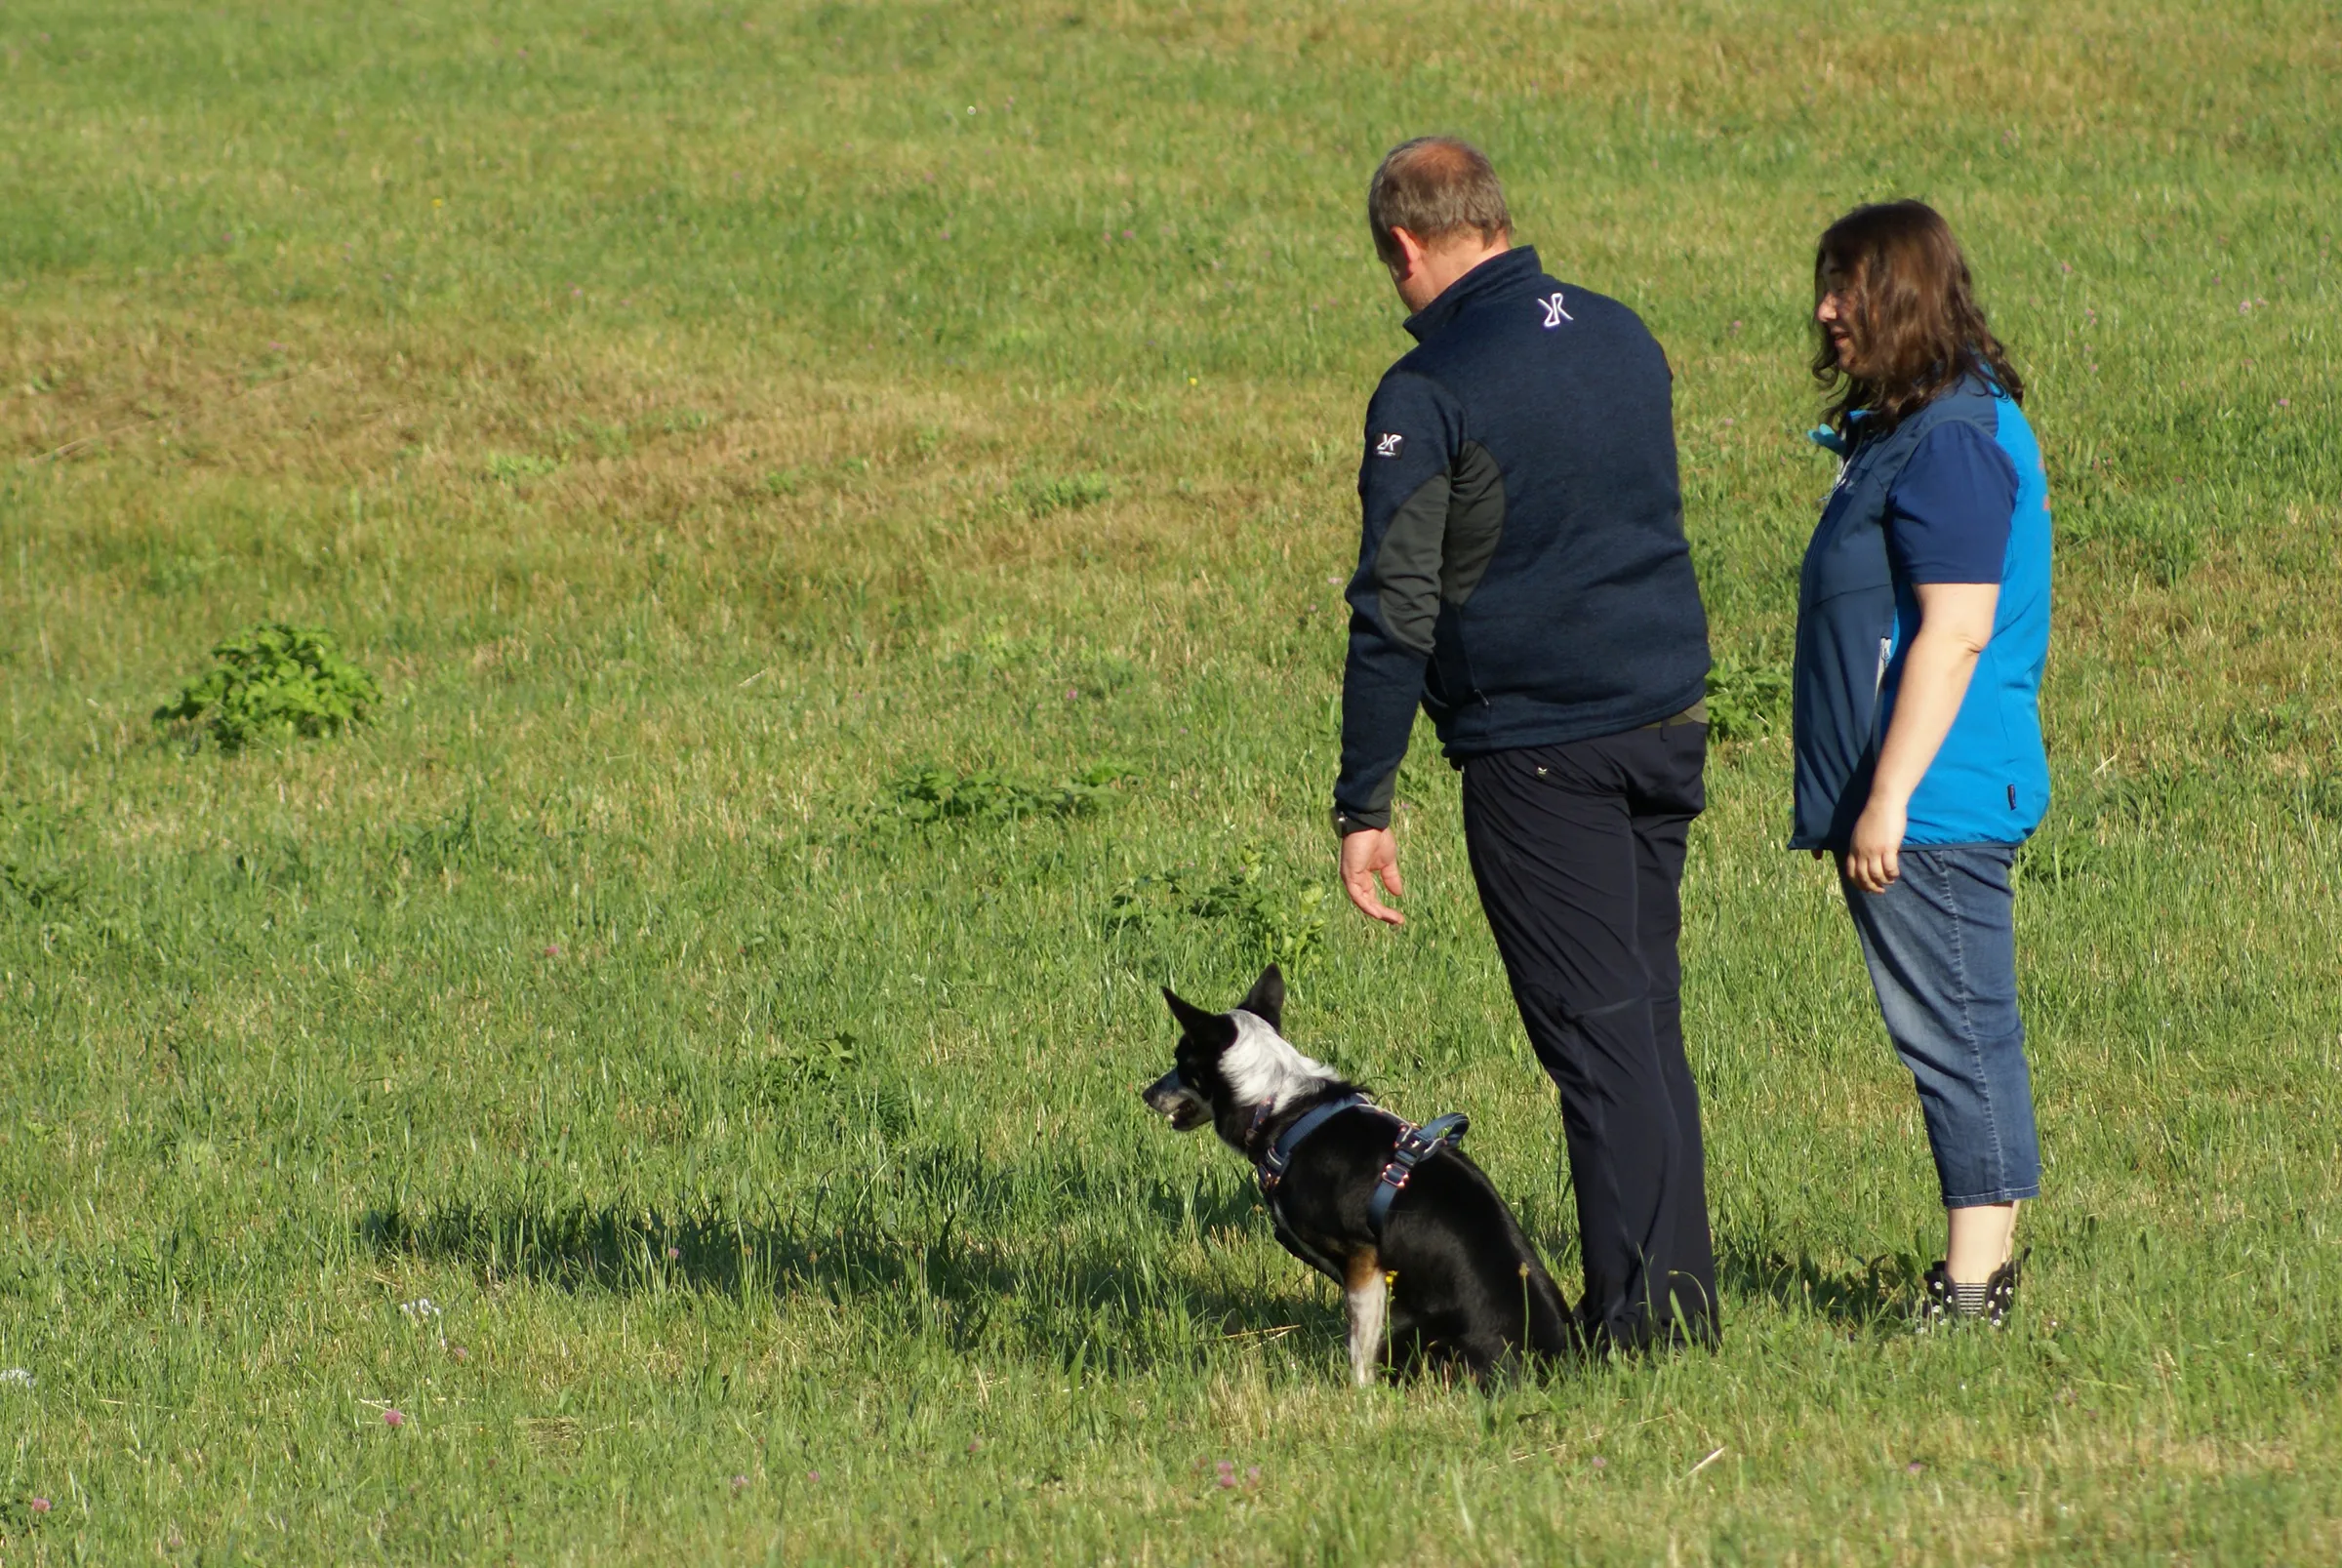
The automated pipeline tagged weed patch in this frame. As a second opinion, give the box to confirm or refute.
[1706,651,1793,743]
[483,452,562,483]
[876,760,1133,826]
[1110,844,1328,971]
[1008,472,1112,517]
[748,1031,864,1098]
[151,623,382,753]
[389,798,531,876]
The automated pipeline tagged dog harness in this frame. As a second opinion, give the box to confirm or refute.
[1250,1095,1471,1237]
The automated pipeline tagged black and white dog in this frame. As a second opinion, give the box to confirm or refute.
[1142,965,1578,1384]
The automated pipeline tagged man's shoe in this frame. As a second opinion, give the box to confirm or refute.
[1918,1254,2021,1331]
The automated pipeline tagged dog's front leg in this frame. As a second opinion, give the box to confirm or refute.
[1343,1250,1387,1387]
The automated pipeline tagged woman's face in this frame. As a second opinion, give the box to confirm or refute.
[1815,270,1858,371]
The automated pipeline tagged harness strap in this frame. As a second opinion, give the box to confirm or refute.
[1255,1094,1373,1196]
[1365,1112,1470,1234]
[1253,1095,1472,1241]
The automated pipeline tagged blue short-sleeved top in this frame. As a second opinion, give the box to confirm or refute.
[1790,376,2052,850]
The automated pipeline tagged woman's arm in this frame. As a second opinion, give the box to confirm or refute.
[1842,582,1999,893]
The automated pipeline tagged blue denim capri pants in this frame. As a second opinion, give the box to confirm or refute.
[1839,843,2043,1207]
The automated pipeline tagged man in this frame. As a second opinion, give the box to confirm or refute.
[1330,137,1717,1351]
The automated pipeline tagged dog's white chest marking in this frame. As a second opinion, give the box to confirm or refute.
[1222,1011,1338,1112]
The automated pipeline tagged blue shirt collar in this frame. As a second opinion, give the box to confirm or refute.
[1403,246,1544,342]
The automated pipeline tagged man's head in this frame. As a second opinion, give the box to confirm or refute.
[1367,137,1514,312]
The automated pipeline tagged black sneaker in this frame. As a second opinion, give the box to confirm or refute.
[1917,1255,2021,1331]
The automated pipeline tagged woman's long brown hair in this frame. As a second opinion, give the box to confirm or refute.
[1812,200,2023,437]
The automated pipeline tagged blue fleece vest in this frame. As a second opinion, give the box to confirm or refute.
[1790,378,2052,850]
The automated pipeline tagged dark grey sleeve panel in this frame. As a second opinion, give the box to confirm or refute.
[1440,440,1506,606]
[1373,471,1452,657]
[1336,369,1468,824]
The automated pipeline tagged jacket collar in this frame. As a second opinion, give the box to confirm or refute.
[1402,245,1544,342]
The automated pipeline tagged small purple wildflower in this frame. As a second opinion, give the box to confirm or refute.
[1590,1456,1606,1469]
[967,1438,982,1454]
[731,1474,750,1491]
[30,1496,51,1513]
[807,1469,821,1484]
[1246,1466,1261,1484]
[2277,399,2291,408]
[384,1408,406,1427]
[1122,228,1136,239]
[544,944,561,957]
[666,1246,681,1261]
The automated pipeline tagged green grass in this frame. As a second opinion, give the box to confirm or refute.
[3,0,2340,1560]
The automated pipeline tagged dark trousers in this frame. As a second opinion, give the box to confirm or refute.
[1460,723,1717,1351]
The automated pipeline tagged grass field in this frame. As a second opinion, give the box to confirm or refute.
[3,0,2340,1560]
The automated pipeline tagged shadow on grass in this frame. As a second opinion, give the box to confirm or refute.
[1715,1241,1924,1331]
[358,1155,1341,1371]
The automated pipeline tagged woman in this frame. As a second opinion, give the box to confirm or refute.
[1790,200,2050,1327]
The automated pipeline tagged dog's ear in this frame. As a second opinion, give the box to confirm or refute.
[1235,964,1284,1031]
[1161,986,1231,1043]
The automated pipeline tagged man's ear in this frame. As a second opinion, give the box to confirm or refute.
[1162,987,1232,1042]
[1387,225,1429,279]
[1235,964,1284,1031]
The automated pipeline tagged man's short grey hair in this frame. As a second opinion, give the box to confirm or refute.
[1367,137,1513,270]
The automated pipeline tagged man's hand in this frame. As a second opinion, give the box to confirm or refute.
[1339,827,1406,926]
[1843,795,1908,894]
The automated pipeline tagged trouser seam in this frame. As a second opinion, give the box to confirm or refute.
[1941,852,2007,1204]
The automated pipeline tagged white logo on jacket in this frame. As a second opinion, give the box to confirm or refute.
[1539,292,1574,328]
[1373,432,1404,458]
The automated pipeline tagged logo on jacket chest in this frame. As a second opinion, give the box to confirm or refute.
[1372,432,1404,459]
[1539,292,1574,329]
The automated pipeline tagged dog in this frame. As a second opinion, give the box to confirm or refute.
[1142,964,1577,1384]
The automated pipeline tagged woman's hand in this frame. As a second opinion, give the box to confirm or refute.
[1844,794,1909,893]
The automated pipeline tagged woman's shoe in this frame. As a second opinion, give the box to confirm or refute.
[1917,1254,2021,1330]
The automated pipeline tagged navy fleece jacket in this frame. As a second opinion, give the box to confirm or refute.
[1333,247,1711,827]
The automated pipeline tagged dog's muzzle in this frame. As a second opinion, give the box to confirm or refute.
[1142,1069,1208,1131]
